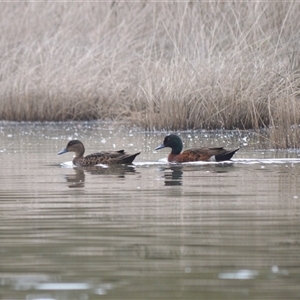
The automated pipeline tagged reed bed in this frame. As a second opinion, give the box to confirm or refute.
[1,2,300,148]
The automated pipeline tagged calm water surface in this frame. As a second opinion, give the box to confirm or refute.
[1,122,300,300]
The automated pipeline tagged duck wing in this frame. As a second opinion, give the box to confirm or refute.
[214,148,239,161]
[180,147,239,162]
[83,150,140,165]
[114,152,141,164]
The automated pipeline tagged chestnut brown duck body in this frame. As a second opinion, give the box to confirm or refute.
[58,140,140,166]
[155,135,239,163]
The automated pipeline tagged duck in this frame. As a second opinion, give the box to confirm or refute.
[155,134,239,162]
[58,140,140,166]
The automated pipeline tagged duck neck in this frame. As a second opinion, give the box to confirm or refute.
[171,144,182,155]
[75,146,85,159]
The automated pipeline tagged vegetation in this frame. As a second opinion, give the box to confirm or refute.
[1,2,300,148]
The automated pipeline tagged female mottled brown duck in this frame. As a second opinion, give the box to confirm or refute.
[155,135,239,163]
[58,140,140,166]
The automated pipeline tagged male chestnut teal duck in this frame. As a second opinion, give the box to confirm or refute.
[155,135,239,162]
[58,140,140,166]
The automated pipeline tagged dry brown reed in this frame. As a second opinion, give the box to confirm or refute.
[1,2,300,148]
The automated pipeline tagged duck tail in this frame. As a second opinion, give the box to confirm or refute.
[215,148,239,162]
[119,152,141,164]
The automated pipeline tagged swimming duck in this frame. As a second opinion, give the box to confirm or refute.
[155,134,239,162]
[58,140,140,166]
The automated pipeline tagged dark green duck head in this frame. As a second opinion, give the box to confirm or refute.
[58,140,85,159]
[155,135,183,155]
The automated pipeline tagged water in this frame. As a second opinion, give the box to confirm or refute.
[1,122,300,300]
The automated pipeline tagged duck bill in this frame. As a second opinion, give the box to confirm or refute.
[58,148,68,155]
[155,144,165,151]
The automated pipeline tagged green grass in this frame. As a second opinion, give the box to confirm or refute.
[1,2,300,148]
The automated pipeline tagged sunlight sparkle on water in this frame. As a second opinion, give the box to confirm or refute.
[35,283,90,290]
[218,270,259,280]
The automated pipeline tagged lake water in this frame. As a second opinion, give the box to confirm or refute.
[1,121,300,300]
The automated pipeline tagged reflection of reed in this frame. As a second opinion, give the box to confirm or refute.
[129,244,181,259]
[64,165,137,188]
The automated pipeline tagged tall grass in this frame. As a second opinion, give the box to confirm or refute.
[0,2,300,147]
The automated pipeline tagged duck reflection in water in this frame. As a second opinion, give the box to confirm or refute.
[160,166,184,186]
[64,165,137,188]
[160,163,236,186]
[65,168,85,188]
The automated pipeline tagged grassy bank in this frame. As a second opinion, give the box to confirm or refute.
[0,2,300,147]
